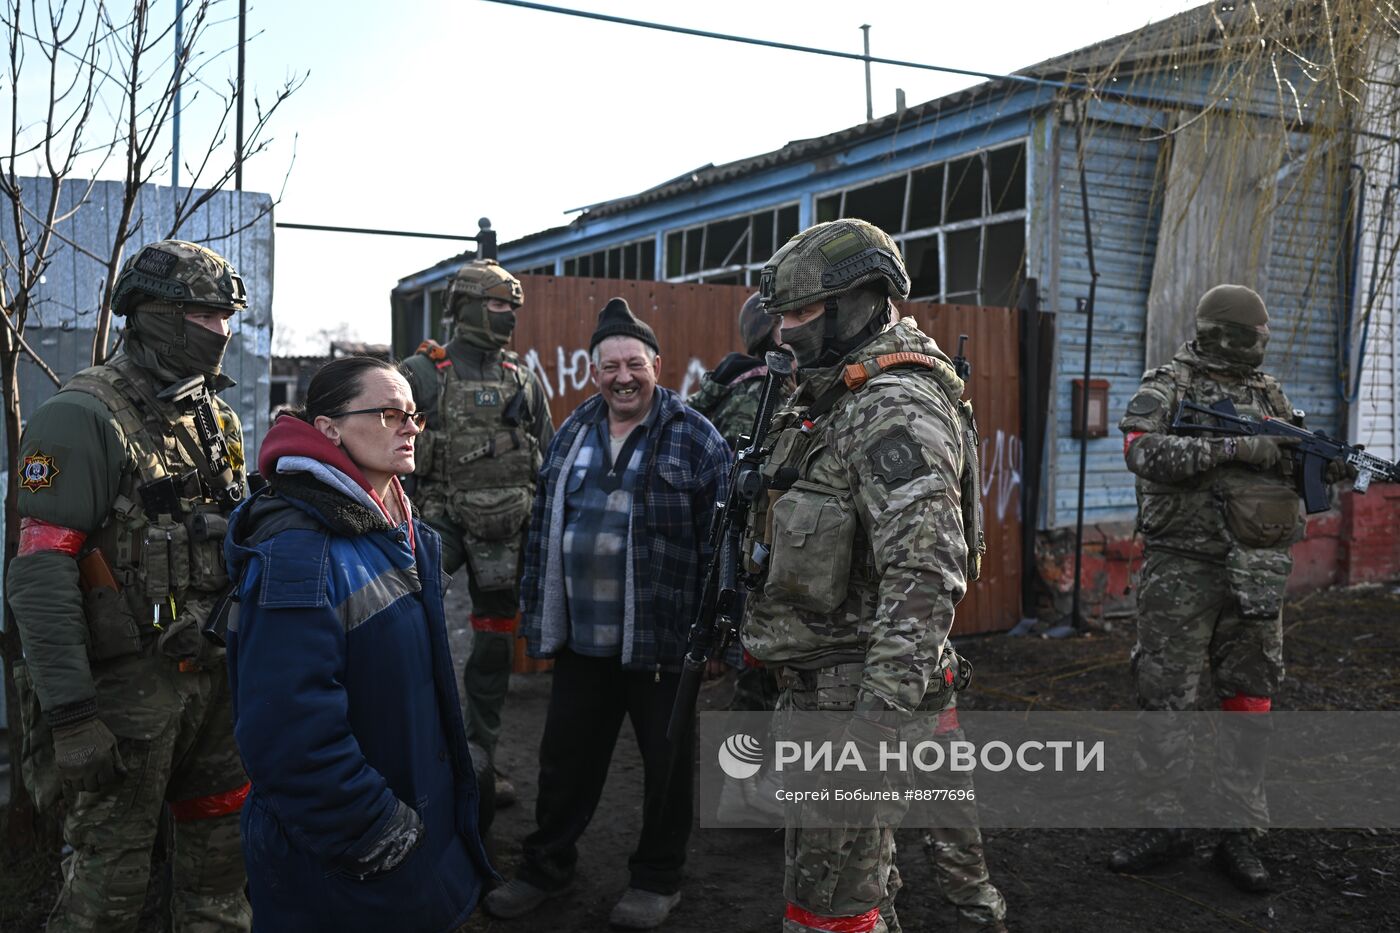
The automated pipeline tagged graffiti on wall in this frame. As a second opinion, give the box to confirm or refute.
[980,429,1023,523]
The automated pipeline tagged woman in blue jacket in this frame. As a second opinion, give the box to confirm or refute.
[225,355,495,932]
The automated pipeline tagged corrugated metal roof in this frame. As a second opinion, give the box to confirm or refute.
[495,0,1285,254]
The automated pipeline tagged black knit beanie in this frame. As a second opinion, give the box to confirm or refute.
[589,297,659,354]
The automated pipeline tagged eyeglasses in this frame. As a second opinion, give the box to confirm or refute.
[329,407,427,430]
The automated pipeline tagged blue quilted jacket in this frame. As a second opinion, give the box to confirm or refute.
[224,441,494,931]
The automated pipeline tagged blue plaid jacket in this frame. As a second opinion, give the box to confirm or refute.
[521,386,731,672]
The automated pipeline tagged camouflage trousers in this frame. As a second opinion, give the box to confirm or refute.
[48,653,250,933]
[421,487,528,762]
[1131,547,1286,826]
[779,664,1006,932]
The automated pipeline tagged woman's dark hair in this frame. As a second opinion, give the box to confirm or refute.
[299,355,401,423]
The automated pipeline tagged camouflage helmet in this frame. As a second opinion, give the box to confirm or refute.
[758,219,910,316]
[111,240,247,316]
[447,258,523,311]
[738,292,778,356]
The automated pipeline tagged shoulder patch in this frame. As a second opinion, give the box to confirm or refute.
[20,452,59,492]
[866,424,931,488]
[1125,393,1161,416]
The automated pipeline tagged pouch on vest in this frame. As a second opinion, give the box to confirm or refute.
[83,585,142,661]
[1219,482,1303,548]
[454,486,532,542]
[141,518,191,601]
[186,511,230,591]
[764,479,857,614]
[14,661,60,811]
[413,429,437,478]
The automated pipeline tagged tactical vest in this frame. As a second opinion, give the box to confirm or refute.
[1138,358,1302,551]
[65,356,242,660]
[749,351,985,610]
[419,342,540,489]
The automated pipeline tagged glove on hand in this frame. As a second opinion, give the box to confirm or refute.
[1325,457,1358,484]
[1232,435,1298,469]
[51,715,125,795]
[350,799,423,880]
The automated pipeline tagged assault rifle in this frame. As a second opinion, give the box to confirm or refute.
[1171,398,1400,514]
[667,349,795,743]
[158,376,245,509]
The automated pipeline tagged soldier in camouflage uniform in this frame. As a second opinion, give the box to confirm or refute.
[400,258,553,821]
[8,240,253,932]
[1110,284,1343,891]
[741,220,1006,933]
[688,292,791,712]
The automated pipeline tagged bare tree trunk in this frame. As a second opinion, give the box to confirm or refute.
[0,325,48,858]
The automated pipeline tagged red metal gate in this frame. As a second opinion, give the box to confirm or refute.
[510,276,1021,635]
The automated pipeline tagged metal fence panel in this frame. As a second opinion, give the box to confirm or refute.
[509,276,1021,634]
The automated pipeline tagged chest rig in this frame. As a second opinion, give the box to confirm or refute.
[65,357,241,650]
[419,341,540,489]
[748,352,985,606]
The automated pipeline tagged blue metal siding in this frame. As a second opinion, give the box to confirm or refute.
[1265,154,1345,436]
[493,87,1054,275]
[1050,121,1165,527]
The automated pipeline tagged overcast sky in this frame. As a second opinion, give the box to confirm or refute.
[65,0,1209,352]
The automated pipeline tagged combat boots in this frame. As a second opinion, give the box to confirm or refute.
[1108,828,1189,873]
[1215,832,1271,891]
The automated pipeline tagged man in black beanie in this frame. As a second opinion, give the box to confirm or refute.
[485,298,731,929]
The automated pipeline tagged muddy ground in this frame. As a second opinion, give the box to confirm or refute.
[3,583,1399,931]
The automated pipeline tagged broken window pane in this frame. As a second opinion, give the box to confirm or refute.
[843,175,907,234]
[816,195,840,224]
[752,211,774,261]
[705,216,749,269]
[982,220,1025,307]
[685,230,703,275]
[946,156,984,224]
[665,232,683,278]
[777,205,799,243]
[904,234,941,300]
[945,228,981,301]
[908,165,944,231]
[988,145,1027,214]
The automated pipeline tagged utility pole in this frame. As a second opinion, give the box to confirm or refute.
[236,0,246,190]
[861,24,873,122]
[173,0,184,223]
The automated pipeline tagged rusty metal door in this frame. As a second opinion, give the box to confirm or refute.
[510,277,1021,634]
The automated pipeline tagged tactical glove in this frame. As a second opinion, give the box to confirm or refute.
[1231,435,1298,469]
[1325,456,1358,484]
[50,714,125,796]
[349,799,423,880]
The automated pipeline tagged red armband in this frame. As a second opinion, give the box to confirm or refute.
[17,517,86,557]
[784,904,881,932]
[169,781,250,822]
[1221,692,1271,713]
[1123,431,1146,457]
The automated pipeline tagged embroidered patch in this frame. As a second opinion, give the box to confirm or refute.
[1126,392,1161,416]
[474,389,502,407]
[20,452,59,492]
[867,425,930,488]
[134,246,179,277]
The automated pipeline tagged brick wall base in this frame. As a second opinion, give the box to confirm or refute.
[1044,485,1400,627]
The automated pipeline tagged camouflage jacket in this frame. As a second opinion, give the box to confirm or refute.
[1120,341,1301,556]
[687,352,770,449]
[400,338,553,491]
[741,319,972,713]
[8,354,244,713]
